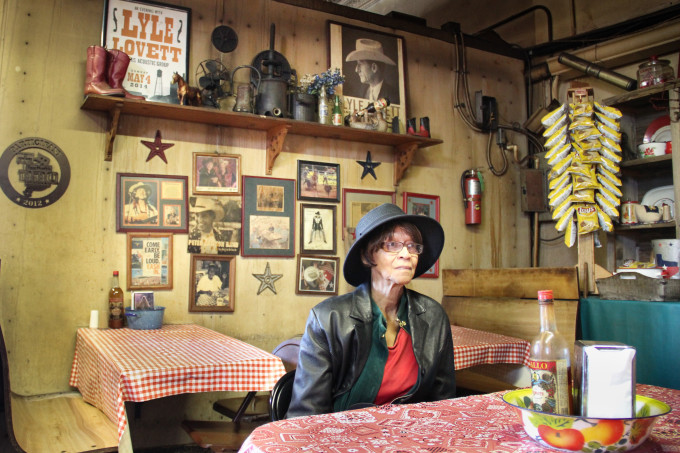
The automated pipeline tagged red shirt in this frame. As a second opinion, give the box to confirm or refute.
[374,328,418,405]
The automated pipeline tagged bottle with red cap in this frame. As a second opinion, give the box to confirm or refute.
[108,271,125,329]
[527,289,573,414]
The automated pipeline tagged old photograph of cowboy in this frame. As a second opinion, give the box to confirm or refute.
[330,22,405,125]
[187,196,241,255]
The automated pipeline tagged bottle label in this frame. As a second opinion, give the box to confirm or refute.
[109,296,124,321]
[332,113,342,126]
[528,358,570,414]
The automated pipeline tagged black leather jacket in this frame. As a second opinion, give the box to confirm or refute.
[286,283,456,418]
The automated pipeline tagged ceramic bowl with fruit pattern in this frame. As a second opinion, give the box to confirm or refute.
[502,388,670,452]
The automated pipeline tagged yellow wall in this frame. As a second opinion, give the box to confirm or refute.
[0,0,529,396]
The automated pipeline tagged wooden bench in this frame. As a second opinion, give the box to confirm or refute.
[442,267,580,393]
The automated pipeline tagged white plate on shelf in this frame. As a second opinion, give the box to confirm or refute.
[651,125,671,143]
[640,185,675,219]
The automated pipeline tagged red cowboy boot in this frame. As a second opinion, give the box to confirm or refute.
[84,46,124,96]
[406,118,417,135]
[416,117,430,137]
[107,49,146,100]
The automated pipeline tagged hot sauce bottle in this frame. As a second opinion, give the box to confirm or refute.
[527,289,573,414]
[108,271,125,329]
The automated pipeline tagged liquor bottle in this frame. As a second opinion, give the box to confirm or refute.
[318,89,329,125]
[331,95,343,126]
[108,271,125,329]
[527,289,573,414]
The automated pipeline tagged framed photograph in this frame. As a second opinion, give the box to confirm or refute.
[116,173,188,233]
[188,196,241,255]
[193,153,241,195]
[242,176,295,257]
[300,203,336,255]
[297,160,340,202]
[296,255,339,296]
[127,233,173,290]
[342,188,395,240]
[403,192,440,278]
[131,291,155,310]
[189,255,235,313]
[102,0,191,103]
[329,21,406,131]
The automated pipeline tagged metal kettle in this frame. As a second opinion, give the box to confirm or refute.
[229,65,261,113]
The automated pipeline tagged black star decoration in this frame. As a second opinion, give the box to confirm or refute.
[141,130,174,163]
[357,151,381,180]
[252,262,283,295]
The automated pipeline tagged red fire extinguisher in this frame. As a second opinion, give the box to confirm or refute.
[461,169,482,225]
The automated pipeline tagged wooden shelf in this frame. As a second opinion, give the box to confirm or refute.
[81,95,443,186]
[601,80,680,111]
[615,220,676,231]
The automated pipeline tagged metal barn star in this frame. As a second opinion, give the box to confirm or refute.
[141,130,174,163]
[252,262,283,295]
[357,151,381,180]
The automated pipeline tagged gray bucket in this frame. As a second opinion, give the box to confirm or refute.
[125,307,165,330]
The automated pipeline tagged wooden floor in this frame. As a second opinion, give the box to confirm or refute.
[10,392,118,452]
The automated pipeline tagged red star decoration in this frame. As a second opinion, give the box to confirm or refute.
[141,130,174,163]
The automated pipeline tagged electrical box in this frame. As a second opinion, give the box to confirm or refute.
[474,91,498,132]
[520,168,547,212]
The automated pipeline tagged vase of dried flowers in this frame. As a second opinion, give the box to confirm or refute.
[299,68,345,124]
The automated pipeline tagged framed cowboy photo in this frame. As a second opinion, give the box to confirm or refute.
[193,153,241,195]
[116,173,189,233]
[403,192,440,278]
[300,203,336,255]
[329,21,406,132]
[297,160,340,202]
[342,188,395,241]
[189,255,235,313]
[187,196,241,255]
[296,255,339,296]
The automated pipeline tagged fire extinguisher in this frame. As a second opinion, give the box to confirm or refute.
[461,169,482,225]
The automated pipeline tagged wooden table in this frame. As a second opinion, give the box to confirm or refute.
[239,384,680,453]
[69,324,286,445]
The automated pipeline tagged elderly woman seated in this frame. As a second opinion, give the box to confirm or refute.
[287,203,456,417]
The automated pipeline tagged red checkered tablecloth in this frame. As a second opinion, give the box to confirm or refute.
[69,324,286,442]
[452,325,531,370]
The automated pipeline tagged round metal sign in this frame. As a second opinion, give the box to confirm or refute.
[0,137,71,208]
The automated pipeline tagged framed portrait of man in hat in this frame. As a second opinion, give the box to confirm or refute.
[296,255,339,296]
[329,22,406,133]
[300,203,336,255]
[187,196,241,255]
[116,173,189,233]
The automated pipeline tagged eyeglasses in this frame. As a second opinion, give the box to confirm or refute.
[381,241,424,255]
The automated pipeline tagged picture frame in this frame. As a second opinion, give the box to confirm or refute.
[296,255,340,296]
[300,203,336,255]
[193,153,241,195]
[116,173,188,233]
[297,160,340,202]
[403,192,440,278]
[329,21,406,132]
[127,233,173,290]
[102,0,191,104]
[188,196,241,255]
[242,176,296,257]
[189,255,235,313]
[131,291,155,310]
[342,188,395,240]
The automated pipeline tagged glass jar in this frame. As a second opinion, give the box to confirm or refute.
[637,56,675,89]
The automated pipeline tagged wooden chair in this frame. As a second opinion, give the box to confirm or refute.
[268,369,296,422]
[212,335,301,422]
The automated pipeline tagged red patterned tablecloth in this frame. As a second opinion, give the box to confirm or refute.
[69,324,286,442]
[239,384,680,453]
[452,325,531,370]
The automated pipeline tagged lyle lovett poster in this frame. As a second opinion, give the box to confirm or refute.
[103,0,190,102]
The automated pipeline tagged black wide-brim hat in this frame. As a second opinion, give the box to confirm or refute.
[343,203,445,287]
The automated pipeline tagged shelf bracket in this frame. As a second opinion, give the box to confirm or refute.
[104,103,123,161]
[265,124,291,175]
[394,141,418,186]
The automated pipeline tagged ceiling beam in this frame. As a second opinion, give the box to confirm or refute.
[270,0,527,60]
